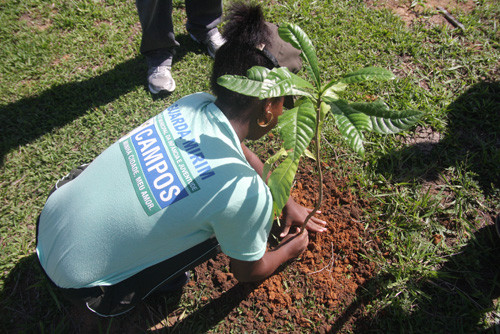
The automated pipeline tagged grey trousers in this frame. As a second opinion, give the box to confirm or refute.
[136,0,223,56]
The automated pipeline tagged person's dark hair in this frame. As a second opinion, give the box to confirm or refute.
[211,2,277,118]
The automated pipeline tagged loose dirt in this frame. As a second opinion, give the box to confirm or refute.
[136,162,377,333]
[188,163,377,333]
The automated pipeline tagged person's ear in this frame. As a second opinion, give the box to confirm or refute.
[257,100,274,128]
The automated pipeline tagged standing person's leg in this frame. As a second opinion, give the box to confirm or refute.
[136,0,177,93]
[185,0,225,58]
[136,0,178,55]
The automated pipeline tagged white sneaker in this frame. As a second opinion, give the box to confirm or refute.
[147,65,176,94]
[191,28,226,58]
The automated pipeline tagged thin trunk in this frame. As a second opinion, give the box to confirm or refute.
[300,100,323,232]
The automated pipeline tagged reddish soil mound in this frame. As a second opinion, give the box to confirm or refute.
[181,163,377,333]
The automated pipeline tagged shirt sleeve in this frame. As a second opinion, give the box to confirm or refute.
[210,175,273,262]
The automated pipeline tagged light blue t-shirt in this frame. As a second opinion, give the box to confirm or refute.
[36,93,273,289]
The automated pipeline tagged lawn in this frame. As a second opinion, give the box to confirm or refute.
[1,0,499,332]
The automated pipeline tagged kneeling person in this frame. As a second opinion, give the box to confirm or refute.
[36,3,326,317]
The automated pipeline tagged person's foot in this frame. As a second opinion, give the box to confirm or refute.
[147,66,175,94]
[146,50,175,94]
[190,28,226,58]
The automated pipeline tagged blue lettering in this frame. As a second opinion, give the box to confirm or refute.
[183,139,198,152]
[169,112,182,120]
[190,153,205,165]
[201,171,215,180]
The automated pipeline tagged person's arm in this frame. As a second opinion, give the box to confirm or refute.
[241,143,327,237]
[230,227,308,282]
[241,143,267,180]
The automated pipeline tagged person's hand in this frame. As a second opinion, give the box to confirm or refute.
[230,227,309,282]
[280,227,309,259]
[280,198,327,237]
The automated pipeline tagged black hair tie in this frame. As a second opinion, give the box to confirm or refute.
[258,48,280,68]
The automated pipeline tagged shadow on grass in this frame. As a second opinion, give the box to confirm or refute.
[375,80,500,196]
[344,224,500,333]
[0,32,210,166]
[0,253,255,333]
[0,254,59,333]
[332,81,500,332]
[0,56,144,166]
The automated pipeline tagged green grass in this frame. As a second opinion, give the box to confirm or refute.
[1,0,499,332]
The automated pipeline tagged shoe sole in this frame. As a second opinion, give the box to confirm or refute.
[149,82,176,94]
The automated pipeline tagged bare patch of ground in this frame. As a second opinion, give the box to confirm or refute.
[19,12,52,31]
[402,125,442,154]
[366,0,476,28]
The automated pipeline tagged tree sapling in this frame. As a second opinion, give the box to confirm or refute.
[218,23,422,229]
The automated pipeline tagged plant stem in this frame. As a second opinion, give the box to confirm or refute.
[300,100,324,232]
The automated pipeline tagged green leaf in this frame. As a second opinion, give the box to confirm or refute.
[318,101,330,136]
[259,67,314,99]
[323,80,348,92]
[329,100,368,156]
[319,101,331,122]
[329,100,371,132]
[268,156,299,216]
[262,147,288,181]
[218,67,312,100]
[278,23,321,88]
[294,96,313,108]
[303,148,316,160]
[322,81,348,101]
[217,75,263,97]
[247,66,271,81]
[277,99,316,160]
[339,67,395,84]
[322,89,339,101]
[350,100,423,134]
[275,68,313,90]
